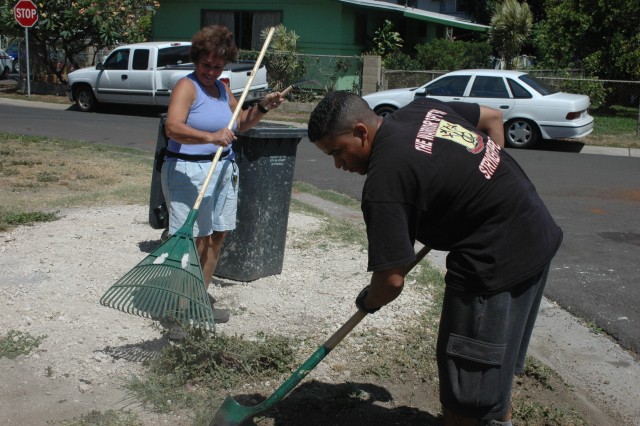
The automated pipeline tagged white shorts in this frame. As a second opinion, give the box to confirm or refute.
[161,158,238,237]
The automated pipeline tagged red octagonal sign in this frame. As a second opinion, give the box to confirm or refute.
[14,0,39,28]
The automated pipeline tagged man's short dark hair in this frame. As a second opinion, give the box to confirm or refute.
[308,91,375,142]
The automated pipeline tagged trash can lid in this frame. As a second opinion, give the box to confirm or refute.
[237,122,308,139]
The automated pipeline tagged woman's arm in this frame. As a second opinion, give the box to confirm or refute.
[231,86,286,132]
[164,78,235,147]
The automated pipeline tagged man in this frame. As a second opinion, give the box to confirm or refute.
[307,91,562,425]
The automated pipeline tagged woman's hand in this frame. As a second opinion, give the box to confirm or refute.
[259,91,286,112]
[209,127,235,147]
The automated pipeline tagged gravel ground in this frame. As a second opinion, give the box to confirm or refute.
[2,202,639,425]
[0,204,430,425]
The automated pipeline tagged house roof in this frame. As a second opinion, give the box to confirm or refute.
[338,0,490,32]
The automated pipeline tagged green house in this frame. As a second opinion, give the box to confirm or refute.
[152,0,489,55]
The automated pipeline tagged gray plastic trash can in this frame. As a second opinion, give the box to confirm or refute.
[148,113,168,230]
[215,123,307,281]
[148,116,307,281]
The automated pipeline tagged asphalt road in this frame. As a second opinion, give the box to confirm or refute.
[1,99,639,356]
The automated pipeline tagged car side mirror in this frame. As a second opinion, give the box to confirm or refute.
[415,88,427,98]
[96,62,104,71]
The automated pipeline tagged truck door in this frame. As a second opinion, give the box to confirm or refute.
[127,48,155,105]
[96,48,131,103]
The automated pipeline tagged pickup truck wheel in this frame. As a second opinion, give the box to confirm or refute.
[75,86,97,112]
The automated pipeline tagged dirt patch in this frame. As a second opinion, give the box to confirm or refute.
[0,205,627,425]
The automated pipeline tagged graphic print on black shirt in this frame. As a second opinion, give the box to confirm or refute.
[414,107,501,179]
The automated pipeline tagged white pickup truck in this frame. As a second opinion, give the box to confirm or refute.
[66,41,269,112]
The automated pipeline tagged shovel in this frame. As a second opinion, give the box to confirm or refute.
[210,245,432,426]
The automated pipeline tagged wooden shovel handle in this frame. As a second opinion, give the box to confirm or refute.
[324,245,432,350]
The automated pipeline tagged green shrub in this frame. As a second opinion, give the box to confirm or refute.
[383,51,422,70]
[415,39,492,70]
[559,78,609,110]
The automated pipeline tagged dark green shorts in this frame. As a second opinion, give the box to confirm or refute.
[436,263,550,420]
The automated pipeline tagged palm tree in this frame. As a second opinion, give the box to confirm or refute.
[490,0,533,69]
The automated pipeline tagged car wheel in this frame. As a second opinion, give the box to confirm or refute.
[75,86,98,112]
[374,105,397,118]
[504,118,540,149]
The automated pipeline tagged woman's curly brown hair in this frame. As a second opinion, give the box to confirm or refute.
[190,25,238,64]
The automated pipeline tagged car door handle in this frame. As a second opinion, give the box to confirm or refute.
[121,74,128,80]
[500,105,509,109]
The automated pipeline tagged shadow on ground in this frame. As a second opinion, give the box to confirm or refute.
[506,139,586,153]
[224,380,441,426]
[66,101,167,118]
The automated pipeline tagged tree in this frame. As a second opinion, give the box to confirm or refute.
[259,24,305,92]
[534,0,640,80]
[0,0,159,84]
[489,0,533,69]
[367,19,403,59]
[459,0,545,24]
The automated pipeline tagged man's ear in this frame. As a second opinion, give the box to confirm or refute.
[353,122,368,145]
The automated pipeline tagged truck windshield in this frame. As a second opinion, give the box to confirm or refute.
[157,46,191,67]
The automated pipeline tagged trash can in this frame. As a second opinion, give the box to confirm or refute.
[215,123,307,281]
[148,113,168,230]
[147,116,307,281]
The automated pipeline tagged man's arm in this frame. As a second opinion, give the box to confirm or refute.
[358,268,406,312]
[477,106,505,148]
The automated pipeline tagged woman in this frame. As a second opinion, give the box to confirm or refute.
[161,25,285,328]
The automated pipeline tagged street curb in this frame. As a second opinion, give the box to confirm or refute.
[291,191,640,425]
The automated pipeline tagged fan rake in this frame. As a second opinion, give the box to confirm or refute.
[99,28,277,330]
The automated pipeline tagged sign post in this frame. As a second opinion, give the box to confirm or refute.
[13,0,38,96]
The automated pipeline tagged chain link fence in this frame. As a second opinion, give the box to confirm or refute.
[293,53,363,97]
[380,70,447,90]
[239,51,363,101]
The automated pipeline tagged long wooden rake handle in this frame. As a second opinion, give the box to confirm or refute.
[193,26,276,211]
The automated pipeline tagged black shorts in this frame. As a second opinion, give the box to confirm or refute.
[436,263,550,420]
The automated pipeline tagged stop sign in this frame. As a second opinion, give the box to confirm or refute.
[14,0,38,28]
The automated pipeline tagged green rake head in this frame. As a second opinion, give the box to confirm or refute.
[100,211,217,331]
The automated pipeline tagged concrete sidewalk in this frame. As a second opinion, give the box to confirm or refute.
[293,191,640,425]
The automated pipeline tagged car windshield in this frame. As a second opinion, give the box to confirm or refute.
[518,74,557,96]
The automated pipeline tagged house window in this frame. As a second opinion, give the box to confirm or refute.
[202,10,282,50]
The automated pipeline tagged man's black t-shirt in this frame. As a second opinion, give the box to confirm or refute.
[362,98,562,293]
